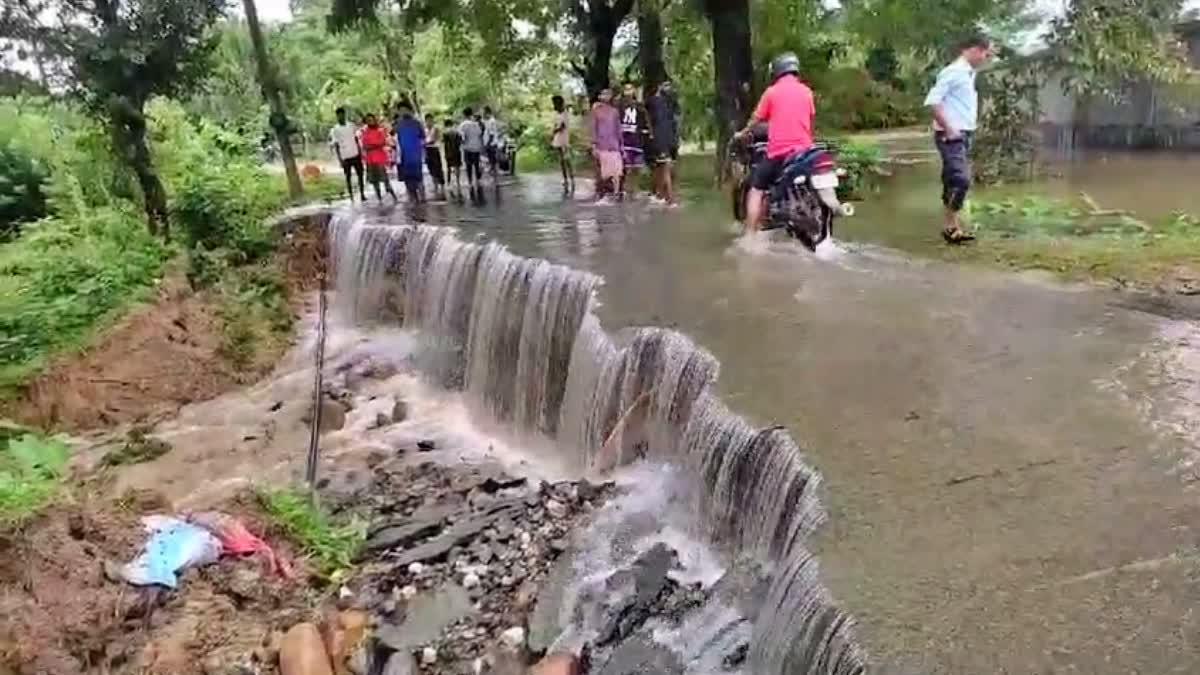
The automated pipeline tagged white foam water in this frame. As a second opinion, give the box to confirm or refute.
[327,208,866,674]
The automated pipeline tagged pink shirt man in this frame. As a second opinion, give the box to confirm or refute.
[753,75,815,159]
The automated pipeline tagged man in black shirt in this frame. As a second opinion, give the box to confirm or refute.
[442,118,464,195]
[617,81,650,199]
[646,80,681,204]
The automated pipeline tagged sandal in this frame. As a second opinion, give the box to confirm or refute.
[942,228,976,244]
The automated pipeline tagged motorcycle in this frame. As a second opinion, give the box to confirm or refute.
[730,124,854,251]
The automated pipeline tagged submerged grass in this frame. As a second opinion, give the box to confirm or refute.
[256,487,364,577]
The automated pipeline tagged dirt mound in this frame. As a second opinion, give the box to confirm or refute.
[4,210,331,433]
[9,276,245,431]
[0,489,316,675]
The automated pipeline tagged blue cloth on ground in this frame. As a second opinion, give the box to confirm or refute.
[119,515,222,588]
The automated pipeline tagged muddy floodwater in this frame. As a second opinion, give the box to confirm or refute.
[366,162,1200,674]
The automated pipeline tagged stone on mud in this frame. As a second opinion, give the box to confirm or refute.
[375,583,474,652]
[528,553,576,653]
[594,635,683,675]
[392,398,409,423]
[596,543,679,647]
[499,626,526,649]
[302,396,348,433]
[279,623,333,675]
[382,651,418,675]
[359,518,445,557]
[531,653,583,675]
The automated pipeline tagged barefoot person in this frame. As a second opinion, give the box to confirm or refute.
[617,81,649,200]
[442,118,464,194]
[360,113,398,202]
[925,34,992,243]
[423,113,447,200]
[459,107,486,192]
[329,107,365,201]
[395,103,426,203]
[591,88,623,200]
[551,95,575,191]
[646,80,680,204]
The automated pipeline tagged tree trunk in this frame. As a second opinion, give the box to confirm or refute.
[110,102,168,237]
[572,0,635,100]
[243,0,303,198]
[638,0,668,97]
[705,0,754,183]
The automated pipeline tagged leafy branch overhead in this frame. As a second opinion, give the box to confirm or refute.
[1048,0,1189,99]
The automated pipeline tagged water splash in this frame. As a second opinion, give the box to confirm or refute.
[327,207,866,674]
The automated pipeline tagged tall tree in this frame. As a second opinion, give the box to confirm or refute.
[703,0,753,180]
[0,0,226,236]
[638,0,669,96]
[567,0,637,99]
[243,0,304,198]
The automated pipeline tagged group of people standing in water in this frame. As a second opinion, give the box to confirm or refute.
[327,79,682,208]
[328,103,512,205]
[584,80,681,205]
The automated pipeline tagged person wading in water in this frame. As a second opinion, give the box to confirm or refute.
[590,88,623,201]
[550,95,575,193]
[329,106,366,201]
[360,113,398,203]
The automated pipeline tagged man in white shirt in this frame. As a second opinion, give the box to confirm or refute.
[924,34,991,243]
[329,106,366,201]
[482,106,502,178]
[459,107,486,190]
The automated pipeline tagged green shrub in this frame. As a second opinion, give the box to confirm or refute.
[0,432,70,521]
[828,138,885,199]
[0,204,170,388]
[0,142,49,237]
[814,68,923,131]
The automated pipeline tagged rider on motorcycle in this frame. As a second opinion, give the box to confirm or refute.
[735,53,816,235]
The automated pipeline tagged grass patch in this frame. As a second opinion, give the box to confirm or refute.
[256,487,364,577]
[0,430,69,522]
[958,194,1200,287]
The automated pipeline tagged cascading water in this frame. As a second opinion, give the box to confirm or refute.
[327,209,865,674]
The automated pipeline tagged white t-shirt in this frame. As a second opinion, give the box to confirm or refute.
[483,116,501,147]
[329,123,361,159]
[459,119,485,153]
[551,111,569,149]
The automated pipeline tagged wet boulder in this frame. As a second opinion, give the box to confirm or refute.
[531,653,583,675]
[279,623,333,675]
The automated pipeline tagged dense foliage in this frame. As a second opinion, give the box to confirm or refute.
[0,97,333,391]
[1,0,229,234]
[974,60,1041,184]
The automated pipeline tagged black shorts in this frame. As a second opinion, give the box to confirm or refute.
[340,155,363,174]
[485,145,498,165]
[464,151,483,175]
[425,147,445,184]
[750,156,787,191]
[652,140,679,164]
[445,148,462,169]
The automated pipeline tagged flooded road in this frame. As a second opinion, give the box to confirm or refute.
[398,172,1200,674]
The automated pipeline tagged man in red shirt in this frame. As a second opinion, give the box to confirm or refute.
[360,113,398,202]
[736,53,815,235]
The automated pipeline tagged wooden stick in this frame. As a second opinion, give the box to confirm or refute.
[593,388,656,473]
